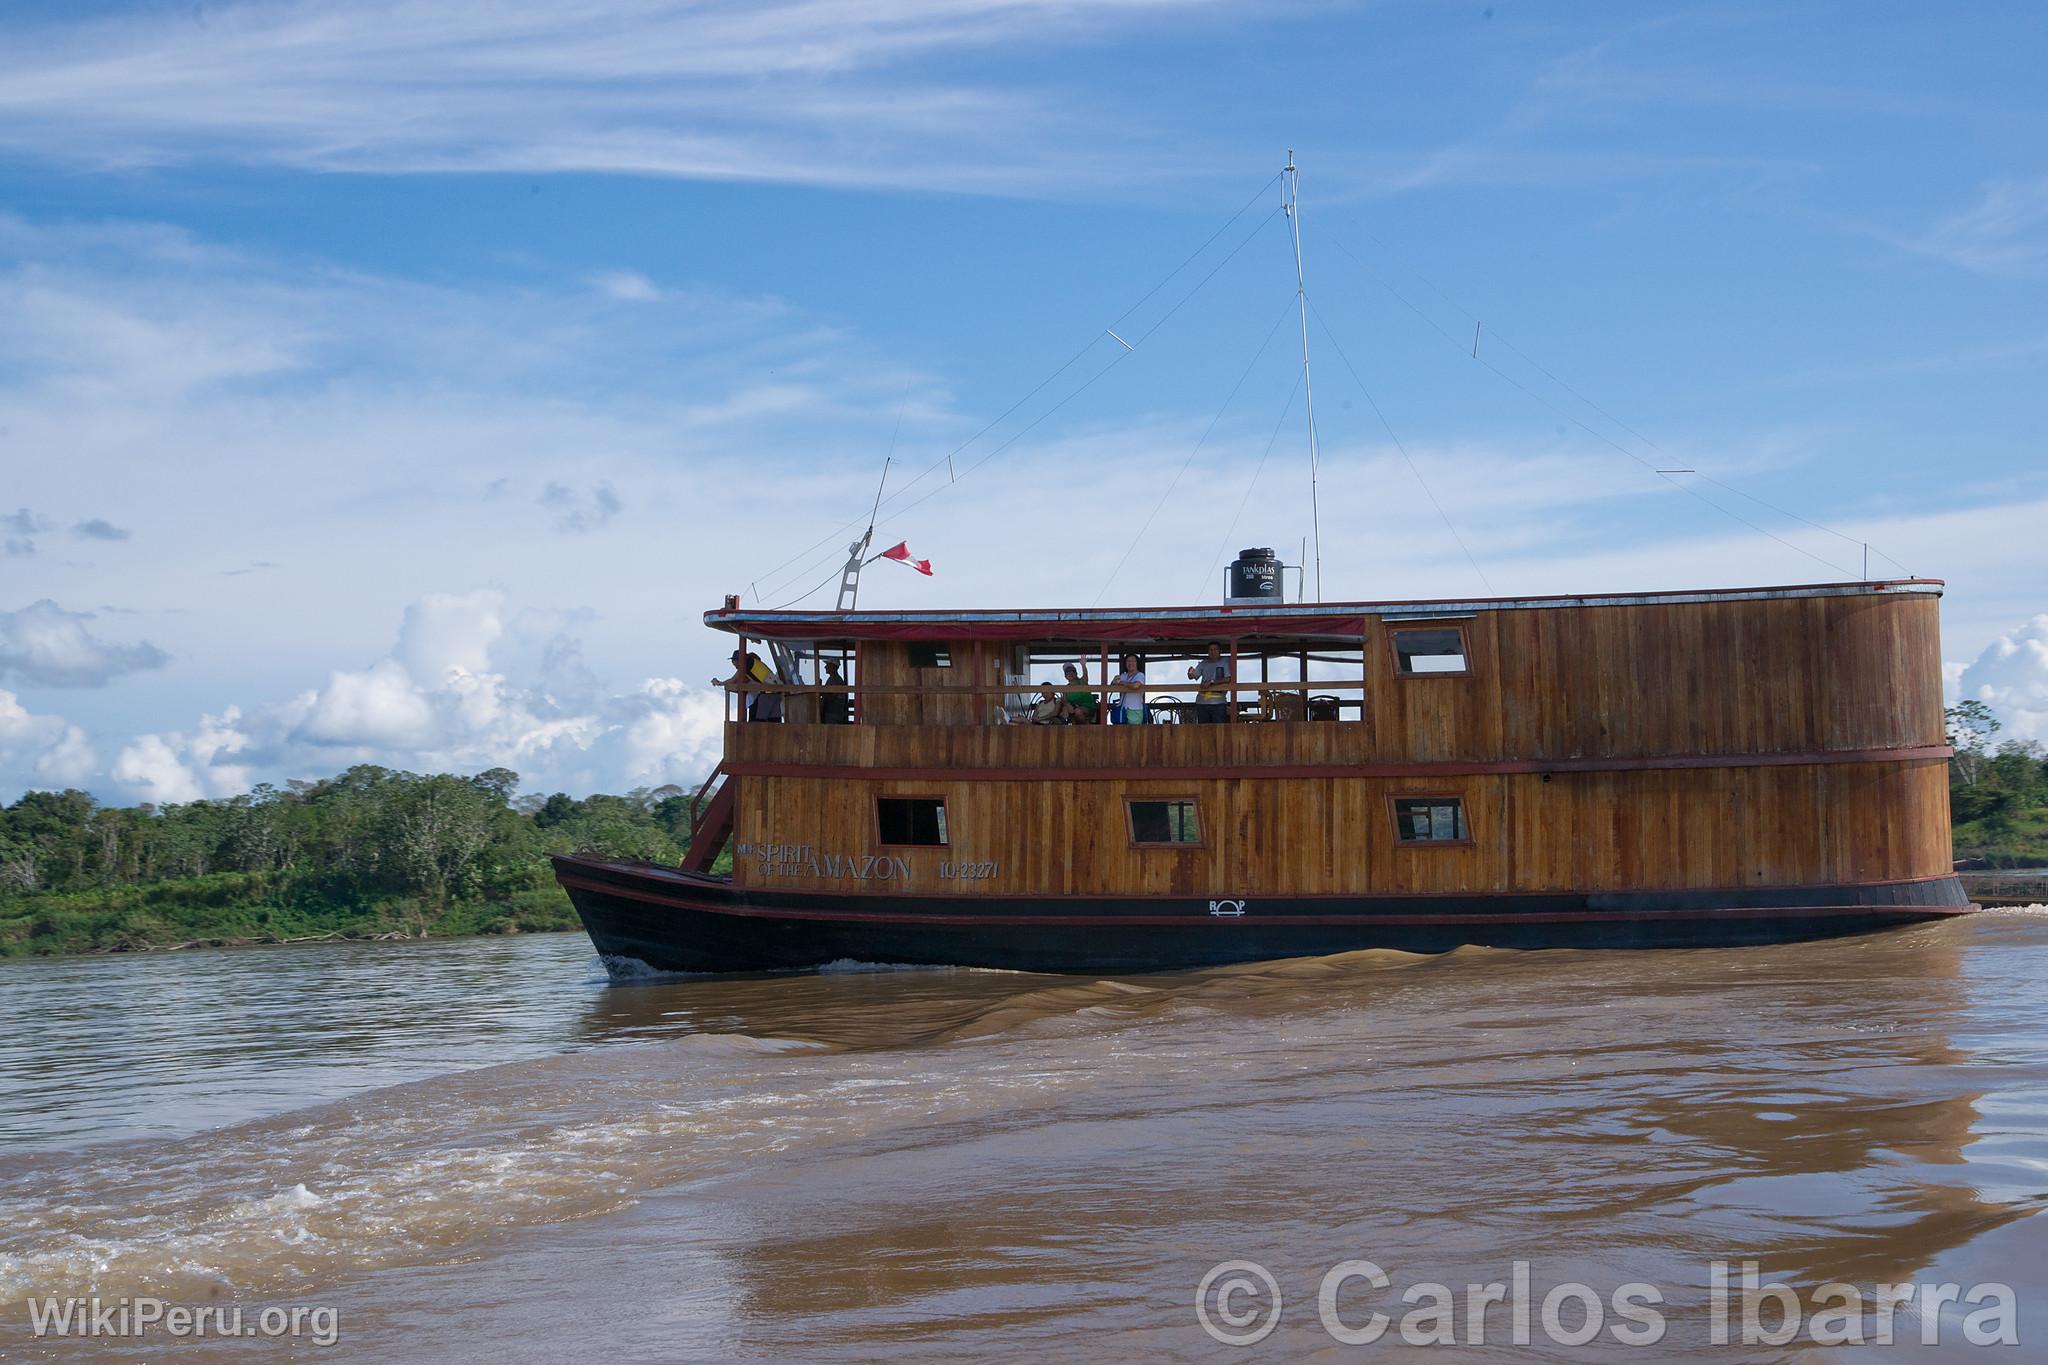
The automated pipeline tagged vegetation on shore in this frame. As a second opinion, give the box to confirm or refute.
[2,709,2043,958]
[0,766,710,958]
[1947,702,2048,868]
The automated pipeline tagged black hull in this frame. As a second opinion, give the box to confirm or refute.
[551,856,1974,976]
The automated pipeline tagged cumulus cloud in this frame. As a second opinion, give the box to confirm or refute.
[0,599,170,688]
[1957,614,2048,742]
[71,517,131,541]
[0,688,96,790]
[87,588,724,803]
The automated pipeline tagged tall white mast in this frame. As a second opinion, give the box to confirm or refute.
[1283,150,1325,602]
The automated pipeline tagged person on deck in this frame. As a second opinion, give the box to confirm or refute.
[1189,643,1231,724]
[718,650,782,723]
[1111,654,1148,725]
[1028,682,1067,724]
[820,660,852,725]
[1062,663,1100,724]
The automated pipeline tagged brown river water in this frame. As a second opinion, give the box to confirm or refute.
[1,910,2044,1361]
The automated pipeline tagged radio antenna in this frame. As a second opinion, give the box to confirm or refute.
[1284,150,1325,602]
[836,456,893,612]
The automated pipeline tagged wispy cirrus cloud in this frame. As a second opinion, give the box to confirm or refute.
[0,0,1215,192]
[1908,177,2048,277]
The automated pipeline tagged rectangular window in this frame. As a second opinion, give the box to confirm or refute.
[1129,799,1201,845]
[877,797,948,846]
[1392,797,1467,844]
[907,643,952,668]
[1390,626,1469,675]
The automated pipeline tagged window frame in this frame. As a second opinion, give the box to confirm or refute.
[907,643,953,669]
[873,793,951,848]
[1386,792,1474,848]
[1386,622,1473,679]
[1125,796,1205,848]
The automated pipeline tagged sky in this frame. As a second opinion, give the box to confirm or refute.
[1,0,2044,804]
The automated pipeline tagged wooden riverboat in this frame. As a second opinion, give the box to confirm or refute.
[551,578,1973,974]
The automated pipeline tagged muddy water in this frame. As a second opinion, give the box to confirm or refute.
[1,912,2044,1361]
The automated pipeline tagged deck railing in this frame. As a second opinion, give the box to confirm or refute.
[715,678,1380,725]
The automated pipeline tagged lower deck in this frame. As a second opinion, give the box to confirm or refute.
[727,759,1953,899]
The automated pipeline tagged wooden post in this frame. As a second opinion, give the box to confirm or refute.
[735,633,747,723]
[1228,637,1240,724]
[1100,641,1111,724]
[974,638,986,725]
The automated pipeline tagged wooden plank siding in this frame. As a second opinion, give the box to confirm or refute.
[723,592,1953,896]
[730,761,1952,896]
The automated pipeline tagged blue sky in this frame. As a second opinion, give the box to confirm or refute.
[1,0,2044,801]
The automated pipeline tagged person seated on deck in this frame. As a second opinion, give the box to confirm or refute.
[820,660,852,725]
[1188,642,1232,724]
[1061,663,1100,724]
[1110,653,1148,725]
[1028,682,1068,724]
[717,650,782,722]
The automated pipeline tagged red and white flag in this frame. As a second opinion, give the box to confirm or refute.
[878,541,934,576]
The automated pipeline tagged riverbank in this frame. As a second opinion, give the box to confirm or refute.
[0,871,582,957]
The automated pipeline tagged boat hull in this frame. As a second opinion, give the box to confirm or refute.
[551,855,1974,975]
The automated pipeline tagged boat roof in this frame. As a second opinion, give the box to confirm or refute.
[708,578,1943,642]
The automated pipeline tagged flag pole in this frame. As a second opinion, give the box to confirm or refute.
[837,457,892,612]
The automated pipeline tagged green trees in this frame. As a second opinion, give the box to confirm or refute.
[1947,703,2048,865]
[0,766,697,955]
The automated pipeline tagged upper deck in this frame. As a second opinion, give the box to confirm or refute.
[708,579,1949,774]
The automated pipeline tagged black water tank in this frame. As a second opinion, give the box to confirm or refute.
[1226,547,1283,603]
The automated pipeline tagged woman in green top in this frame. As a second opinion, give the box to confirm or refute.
[1061,663,1099,723]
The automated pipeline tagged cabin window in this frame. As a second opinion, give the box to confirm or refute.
[877,797,949,846]
[908,643,952,668]
[1390,626,1469,675]
[1392,797,1467,844]
[1128,799,1201,846]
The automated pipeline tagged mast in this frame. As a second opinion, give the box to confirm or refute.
[836,457,892,612]
[1283,150,1325,603]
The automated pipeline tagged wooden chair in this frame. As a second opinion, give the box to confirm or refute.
[1259,691,1309,723]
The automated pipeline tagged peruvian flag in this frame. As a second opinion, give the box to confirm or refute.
[878,541,934,576]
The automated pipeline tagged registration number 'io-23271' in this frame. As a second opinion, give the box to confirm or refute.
[938,861,999,880]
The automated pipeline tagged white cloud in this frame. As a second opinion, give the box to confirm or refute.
[82,588,726,803]
[0,0,1213,193]
[1,689,98,791]
[589,270,661,302]
[1958,615,2048,742]
[110,734,204,805]
[1912,177,2048,278]
[296,659,437,749]
[33,724,97,787]
[0,599,169,688]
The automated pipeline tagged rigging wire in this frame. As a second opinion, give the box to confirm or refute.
[1091,293,1301,607]
[1198,371,1303,599]
[1322,231,1904,578]
[748,171,1286,603]
[759,203,1290,609]
[1307,300,1492,594]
